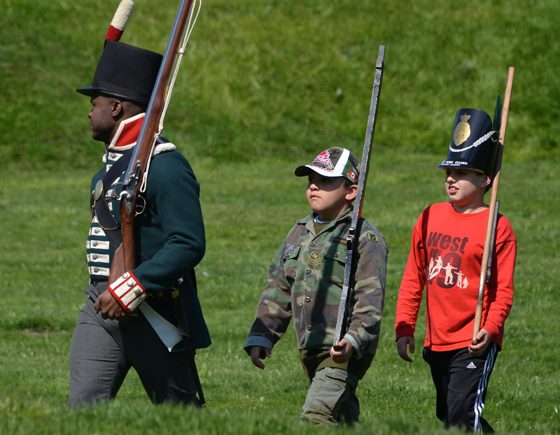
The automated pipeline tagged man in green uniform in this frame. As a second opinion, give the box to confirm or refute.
[69,40,210,407]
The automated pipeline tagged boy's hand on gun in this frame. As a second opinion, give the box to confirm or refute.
[330,338,354,363]
[249,346,271,369]
[396,336,415,362]
[469,328,490,356]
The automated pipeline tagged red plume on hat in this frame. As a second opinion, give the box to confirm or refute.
[77,0,162,106]
[105,0,135,42]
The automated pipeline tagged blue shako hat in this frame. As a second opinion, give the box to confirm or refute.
[438,108,499,176]
[77,41,162,107]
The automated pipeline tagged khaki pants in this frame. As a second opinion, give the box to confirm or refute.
[301,366,360,425]
[299,349,374,425]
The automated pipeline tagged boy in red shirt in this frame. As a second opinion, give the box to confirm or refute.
[395,108,517,432]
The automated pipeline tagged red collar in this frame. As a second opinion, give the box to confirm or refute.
[107,113,145,151]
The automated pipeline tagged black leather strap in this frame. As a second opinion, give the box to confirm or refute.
[91,149,134,248]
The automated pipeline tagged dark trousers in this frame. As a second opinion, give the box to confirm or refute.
[423,345,498,433]
[69,286,197,408]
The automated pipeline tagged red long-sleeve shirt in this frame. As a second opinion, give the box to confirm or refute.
[395,202,516,351]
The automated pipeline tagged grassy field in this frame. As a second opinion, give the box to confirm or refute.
[1,0,559,433]
[1,0,559,170]
[1,150,559,434]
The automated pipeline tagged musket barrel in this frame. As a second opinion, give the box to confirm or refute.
[124,0,196,192]
[114,0,196,277]
[333,45,385,345]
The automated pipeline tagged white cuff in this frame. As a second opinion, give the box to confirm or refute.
[108,271,147,312]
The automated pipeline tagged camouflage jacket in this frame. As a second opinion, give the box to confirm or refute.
[244,209,388,358]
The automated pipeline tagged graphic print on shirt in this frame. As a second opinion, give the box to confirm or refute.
[425,231,469,289]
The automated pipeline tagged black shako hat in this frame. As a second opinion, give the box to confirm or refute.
[77,41,162,106]
[438,108,499,176]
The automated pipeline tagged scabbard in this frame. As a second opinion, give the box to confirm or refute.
[171,295,206,407]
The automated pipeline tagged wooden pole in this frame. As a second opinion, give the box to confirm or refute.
[473,67,515,342]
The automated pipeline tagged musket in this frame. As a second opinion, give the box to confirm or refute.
[110,0,200,282]
[104,0,207,405]
[472,67,515,342]
[333,45,385,345]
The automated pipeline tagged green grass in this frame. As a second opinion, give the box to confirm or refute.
[1,0,559,432]
[1,149,559,433]
[1,0,559,170]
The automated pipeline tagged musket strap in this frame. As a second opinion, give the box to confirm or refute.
[91,149,134,248]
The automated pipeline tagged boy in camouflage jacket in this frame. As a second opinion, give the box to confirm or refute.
[244,147,388,425]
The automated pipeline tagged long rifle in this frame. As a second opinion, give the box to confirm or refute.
[110,0,200,282]
[472,67,515,342]
[333,45,385,345]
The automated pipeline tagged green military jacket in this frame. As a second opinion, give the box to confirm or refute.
[245,209,388,358]
[87,145,211,349]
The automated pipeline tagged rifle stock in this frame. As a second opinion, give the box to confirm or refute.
[472,67,515,342]
[333,45,385,345]
[108,222,134,283]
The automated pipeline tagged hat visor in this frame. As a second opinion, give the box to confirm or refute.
[438,160,468,170]
[294,164,343,178]
[76,86,148,106]
[76,86,96,96]
[438,161,485,174]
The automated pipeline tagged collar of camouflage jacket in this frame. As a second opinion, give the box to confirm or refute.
[302,206,354,233]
